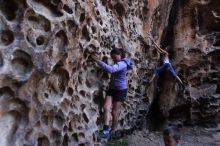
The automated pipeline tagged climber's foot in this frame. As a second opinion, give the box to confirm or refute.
[97,130,111,139]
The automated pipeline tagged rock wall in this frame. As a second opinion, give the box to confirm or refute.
[0,0,219,145]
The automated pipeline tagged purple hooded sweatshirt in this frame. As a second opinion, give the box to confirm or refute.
[98,58,133,90]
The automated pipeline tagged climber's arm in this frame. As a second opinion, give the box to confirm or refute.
[151,40,168,55]
[152,42,164,54]
[212,10,220,20]
[155,45,169,55]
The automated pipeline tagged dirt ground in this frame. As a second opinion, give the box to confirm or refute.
[127,124,220,146]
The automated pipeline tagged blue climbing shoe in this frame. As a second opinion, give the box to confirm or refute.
[97,130,111,139]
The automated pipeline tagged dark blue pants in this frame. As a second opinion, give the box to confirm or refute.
[154,63,177,77]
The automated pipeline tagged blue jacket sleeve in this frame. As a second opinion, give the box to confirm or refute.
[98,61,127,73]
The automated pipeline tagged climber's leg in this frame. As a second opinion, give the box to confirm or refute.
[167,64,177,77]
[149,64,167,83]
[149,74,156,83]
[156,64,168,74]
[168,64,183,84]
[98,95,112,138]
[112,101,123,132]
[111,89,127,132]
[176,76,183,85]
[103,95,113,127]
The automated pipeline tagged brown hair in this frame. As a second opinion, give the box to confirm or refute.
[110,48,126,59]
[163,126,181,141]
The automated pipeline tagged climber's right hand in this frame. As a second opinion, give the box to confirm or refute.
[90,54,99,62]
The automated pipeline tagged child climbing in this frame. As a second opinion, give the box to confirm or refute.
[148,36,183,85]
[91,48,133,139]
[163,126,181,146]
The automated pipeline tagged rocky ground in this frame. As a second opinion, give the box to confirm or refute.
[127,125,220,146]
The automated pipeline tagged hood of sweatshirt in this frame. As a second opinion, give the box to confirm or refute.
[121,58,133,70]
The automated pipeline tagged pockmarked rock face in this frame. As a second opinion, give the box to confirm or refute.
[0,0,219,145]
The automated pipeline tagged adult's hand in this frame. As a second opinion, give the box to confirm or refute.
[91,54,99,62]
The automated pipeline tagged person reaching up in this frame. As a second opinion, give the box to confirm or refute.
[91,48,133,139]
[149,45,183,85]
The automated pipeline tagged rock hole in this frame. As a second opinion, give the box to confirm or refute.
[77,126,83,130]
[114,3,125,17]
[100,0,107,6]
[103,28,107,33]
[93,90,104,106]
[80,13,85,23]
[134,52,140,58]
[216,84,220,93]
[79,90,86,97]
[82,113,89,123]
[83,48,90,59]
[54,115,64,129]
[74,96,80,101]
[80,104,86,111]
[91,26,96,34]
[68,122,72,132]
[78,132,85,139]
[91,69,95,74]
[52,68,69,93]
[0,52,3,67]
[1,30,14,45]
[96,10,100,16]
[72,133,78,142]
[99,20,103,25]
[44,93,49,98]
[120,119,124,126]
[78,144,85,146]
[67,87,73,96]
[85,79,92,88]
[63,4,73,14]
[62,134,69,146]
[11,50,33,76]
[0,87,14,101]
[152,49,158,57]
[37,136,50,146]
[63,125,68,132]
[36,35,45,45]
[28,15,38,22]
[82,26,90,41]
[50,130,61,141]
[0,0,18,21]
[53,30,68,55]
